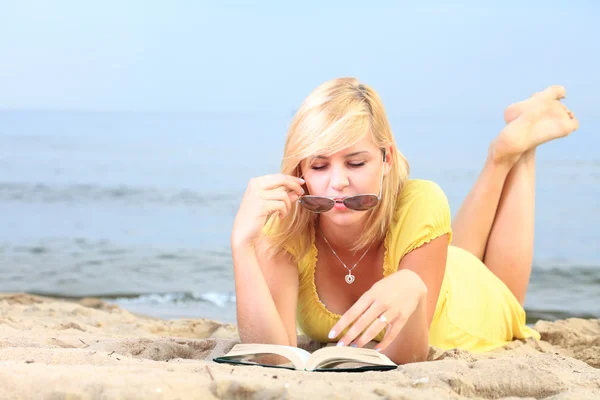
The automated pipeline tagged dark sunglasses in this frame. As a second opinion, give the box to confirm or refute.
[298,193,380,212]
[297,149,386,213]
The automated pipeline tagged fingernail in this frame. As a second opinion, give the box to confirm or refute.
[375,348,381,353]
[328,330,336,339]
[350,344,357,348]
[298,178,305,184]
[336,341,344,347]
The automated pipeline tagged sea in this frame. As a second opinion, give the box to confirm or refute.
[0,109,598,324]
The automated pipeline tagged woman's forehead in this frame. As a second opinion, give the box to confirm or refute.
[326,140,378,157]
[299,149,376,169]
[315,149,372,159]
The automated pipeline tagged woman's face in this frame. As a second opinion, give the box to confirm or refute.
[300,136,387,227]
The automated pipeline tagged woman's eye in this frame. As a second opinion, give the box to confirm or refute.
[311,162,365,170]
[349,162,365,167]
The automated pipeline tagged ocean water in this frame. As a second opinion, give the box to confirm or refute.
[0,110,598,324]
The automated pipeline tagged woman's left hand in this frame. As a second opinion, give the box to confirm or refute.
[328,269,428,351]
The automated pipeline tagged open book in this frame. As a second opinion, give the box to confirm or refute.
[212,343,397,372]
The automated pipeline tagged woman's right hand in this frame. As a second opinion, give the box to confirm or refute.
[231,174,305,249]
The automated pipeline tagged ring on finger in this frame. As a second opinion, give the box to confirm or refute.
[378,314,389,325]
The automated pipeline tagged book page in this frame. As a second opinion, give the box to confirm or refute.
[283,346,313,362]
[217,344,311,369]
[306,346,396,371]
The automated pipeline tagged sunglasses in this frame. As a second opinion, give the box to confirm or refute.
[297,149,386,213]
[298,193,380,212]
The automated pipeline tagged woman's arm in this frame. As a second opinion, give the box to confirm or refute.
[329,234,448,365]
[230,173,304,347]
[232,237,299,347]
[380,234,448,364]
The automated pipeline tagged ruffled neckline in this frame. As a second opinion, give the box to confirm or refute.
[307,225,395,319]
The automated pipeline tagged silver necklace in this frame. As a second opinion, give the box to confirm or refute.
[319,227,371,284]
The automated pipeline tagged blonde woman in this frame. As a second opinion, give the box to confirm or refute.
[231,78,578,365]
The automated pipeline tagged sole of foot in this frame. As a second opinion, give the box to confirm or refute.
[492,86,578,165]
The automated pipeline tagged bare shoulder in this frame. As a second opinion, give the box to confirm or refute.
[254,235,298,274]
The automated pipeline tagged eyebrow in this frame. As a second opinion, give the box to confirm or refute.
[314,151,370,160]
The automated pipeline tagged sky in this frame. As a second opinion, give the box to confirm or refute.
[0,1,598,118]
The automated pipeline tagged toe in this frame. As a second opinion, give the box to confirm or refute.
[542,85,567,100]
[569,115,579,131]
[559,111,579,133]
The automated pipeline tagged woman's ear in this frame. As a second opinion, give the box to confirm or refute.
[295,164,303,179]
[383,145,394,173]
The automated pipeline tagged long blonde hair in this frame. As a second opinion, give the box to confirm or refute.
[263,77,410,261]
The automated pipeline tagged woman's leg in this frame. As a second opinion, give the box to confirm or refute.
[450,156,515,261]
[451,85,578,304]
[482,149,535,305]
[449,92,541,261]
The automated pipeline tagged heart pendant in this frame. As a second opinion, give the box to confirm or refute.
[345,273,355,284]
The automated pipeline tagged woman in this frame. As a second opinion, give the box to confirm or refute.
[230,77,578,365]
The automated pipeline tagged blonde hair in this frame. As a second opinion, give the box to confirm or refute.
[263,77,410,261]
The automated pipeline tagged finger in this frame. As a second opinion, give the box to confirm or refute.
[259,174,305,195]
[267,185,293,199]
[265,196,291,218]
[264,200,287,218]
[263,188,292,214]
[373,319,405,352]
[249,174,304,196]
[287,190,300,203]
[328,296,373,343]
[345,304,389,348]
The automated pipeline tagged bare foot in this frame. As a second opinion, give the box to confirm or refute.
[503,85,566,124]
[491,86,579,164]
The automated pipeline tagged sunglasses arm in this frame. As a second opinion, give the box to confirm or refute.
[377,161,385,199]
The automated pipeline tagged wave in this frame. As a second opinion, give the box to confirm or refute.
[0,181,238,207]
[104,291,598,323]
[23,287,598,324]
[525,308,599,324]
[104,291,236,308]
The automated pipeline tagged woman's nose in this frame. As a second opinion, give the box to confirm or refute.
[329,167,349,192]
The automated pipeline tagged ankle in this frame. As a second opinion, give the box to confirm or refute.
[521,148,537,163]
[488,141,520,169]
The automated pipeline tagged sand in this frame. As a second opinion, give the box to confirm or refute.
[0,293,598,399]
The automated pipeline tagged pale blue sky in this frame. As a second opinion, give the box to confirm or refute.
[0,1,598,117]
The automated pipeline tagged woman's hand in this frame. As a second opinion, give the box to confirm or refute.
[328,269,428,352]
[231,174,305,249]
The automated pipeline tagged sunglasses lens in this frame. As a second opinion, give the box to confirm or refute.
[344,195,379,211]
[298,197,335,212]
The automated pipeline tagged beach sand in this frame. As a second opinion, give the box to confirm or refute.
[0,293,598,399]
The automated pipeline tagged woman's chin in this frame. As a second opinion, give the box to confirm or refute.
[320,210,368,226]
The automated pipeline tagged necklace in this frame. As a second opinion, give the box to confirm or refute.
[319,227,371,284]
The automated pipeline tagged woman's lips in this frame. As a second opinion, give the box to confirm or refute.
[333,199,348,210]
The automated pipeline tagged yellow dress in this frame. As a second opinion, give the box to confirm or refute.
[287,179,540,352]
